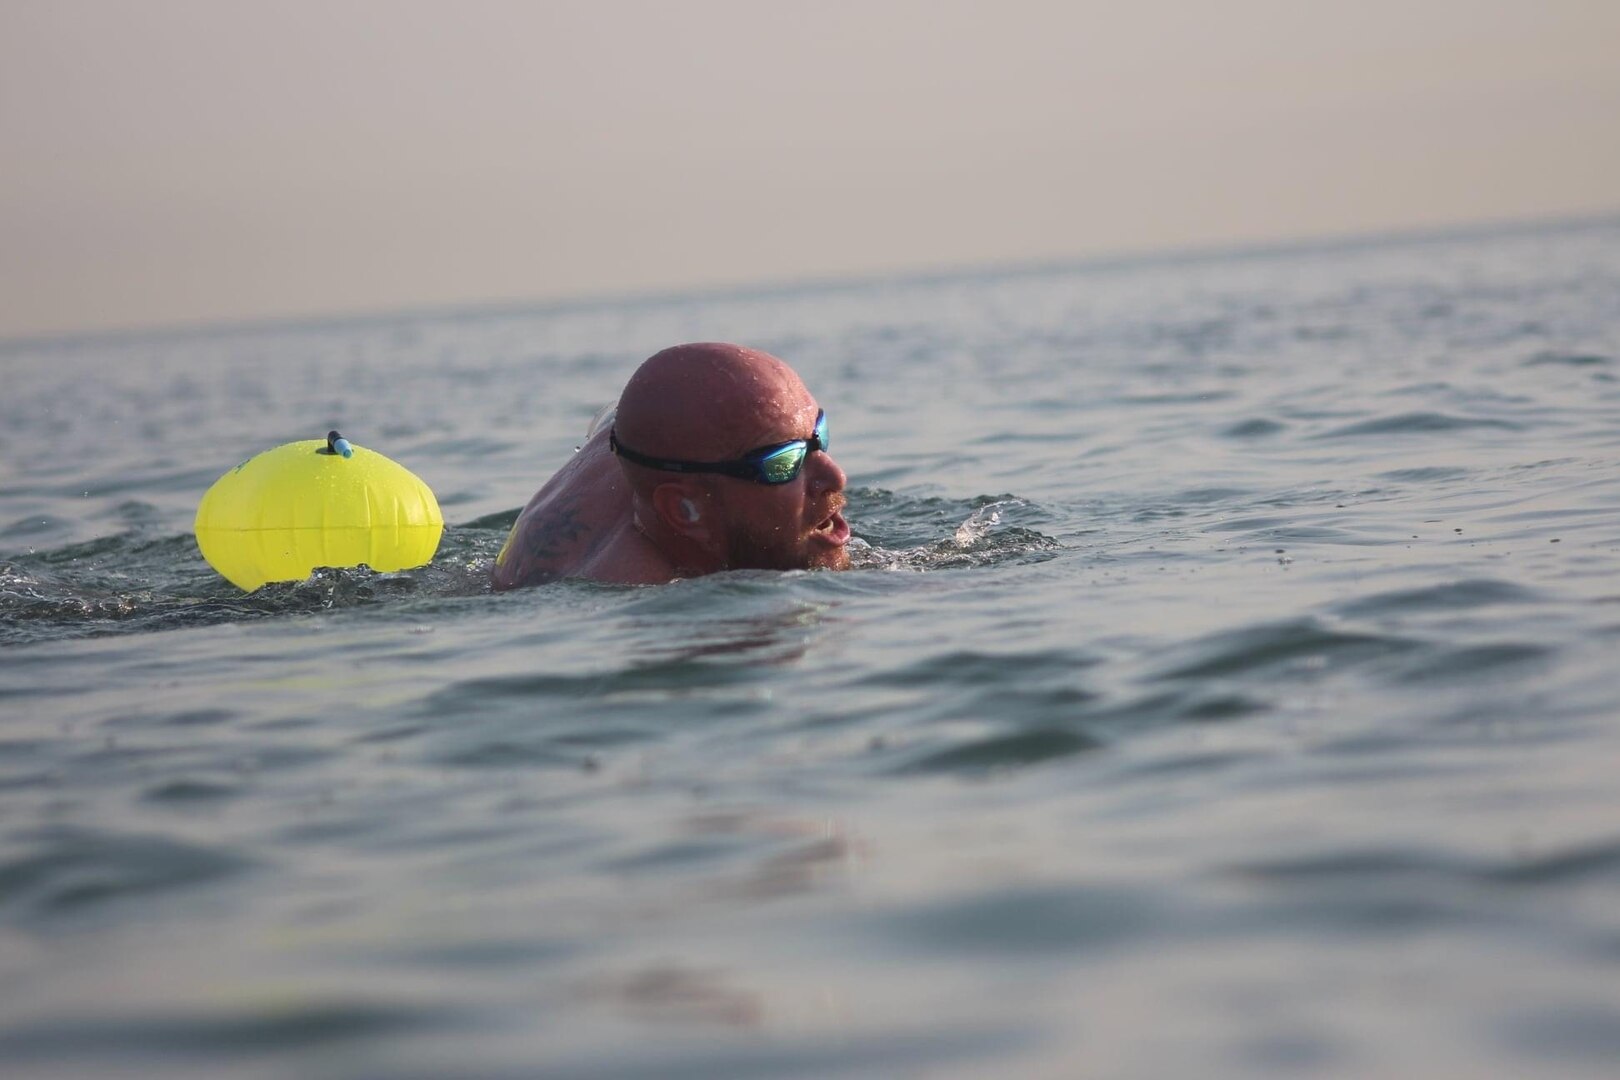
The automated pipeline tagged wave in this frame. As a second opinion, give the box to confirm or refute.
[1314,411,1523,439]
[0,526,503,648]
[0,490,1061,647]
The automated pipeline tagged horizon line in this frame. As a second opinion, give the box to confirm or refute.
[5,207,1618,352]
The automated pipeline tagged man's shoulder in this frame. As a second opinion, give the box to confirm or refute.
[494,510,672,589]
[491,495,592,589]
[490,435,639,590]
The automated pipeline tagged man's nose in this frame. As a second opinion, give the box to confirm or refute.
[807,449,846,494]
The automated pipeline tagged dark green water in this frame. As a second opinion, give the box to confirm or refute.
[4,218,1620,1077]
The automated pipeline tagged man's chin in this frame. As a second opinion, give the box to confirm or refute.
[750,548,850,573]
[727,520,852,573]
[809,546,852,571]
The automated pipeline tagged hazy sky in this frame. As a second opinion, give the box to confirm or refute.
[3,0,1617,339]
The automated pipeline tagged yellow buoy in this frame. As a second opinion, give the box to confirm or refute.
[194,431,443,592]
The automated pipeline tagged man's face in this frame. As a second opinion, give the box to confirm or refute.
[712,396,851,573]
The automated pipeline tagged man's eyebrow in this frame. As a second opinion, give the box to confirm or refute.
[754,414,819,448]
[736,410,812,447]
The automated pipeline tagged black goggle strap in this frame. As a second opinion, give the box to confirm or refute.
[610,433,727,476]
[610,411,826,484]
[607,433,755,480]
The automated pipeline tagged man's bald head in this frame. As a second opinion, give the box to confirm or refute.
[493,342,849,588]
[615,343,813,465]
[605,342,849,575]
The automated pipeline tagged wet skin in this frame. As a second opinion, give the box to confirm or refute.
[492,345,850,589]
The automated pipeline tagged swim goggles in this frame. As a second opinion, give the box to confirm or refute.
[610,410,828,485]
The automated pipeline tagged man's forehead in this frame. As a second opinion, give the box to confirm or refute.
[616,346,820,457]
[733,391,819,448]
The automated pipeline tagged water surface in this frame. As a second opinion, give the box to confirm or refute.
[4,218,1620,1077]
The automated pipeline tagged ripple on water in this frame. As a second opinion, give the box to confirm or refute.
[877,884,1165,956]
[533,1027,1035,1080]
[0,556,404,648]
[0,1001,459,1065]
[1314,411,1523,439]
[1231,835,1620,894]
[1220,834,1620,947]
[855,647,1101,691]
[882,679,1271,775]
[414,654,770,770]
[1333,578,1543,617]
[1230,847,1479,885]
[1154,618,1415,681]
[139,777,243,803]
[1221,417,1288,438]
[104,707,240,731]
[1373,465,1473,483]
[1,514,68,540]
[424,650,770,709]
[0,827,252,922]
[1225,851,1481,935]
[1497,1005,1620,1067]
[895,726,1104,775]
[1482,836,1620,887]
[1521,351,1612,368]
[92,499,167,528]
[1386,641,1554,685]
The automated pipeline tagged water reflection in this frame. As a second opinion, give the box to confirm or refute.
[581,963,764,1028]
[616,594,834,669]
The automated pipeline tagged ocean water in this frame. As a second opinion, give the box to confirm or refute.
[3,218,1620,1078]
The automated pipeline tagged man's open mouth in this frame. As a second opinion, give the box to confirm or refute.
[811,509,851,546]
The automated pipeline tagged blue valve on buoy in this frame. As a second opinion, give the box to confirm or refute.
[321,430,354,458]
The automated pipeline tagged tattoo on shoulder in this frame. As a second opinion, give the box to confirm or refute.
[519,497,590,567]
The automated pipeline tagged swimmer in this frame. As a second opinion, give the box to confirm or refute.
[491,343,851,589]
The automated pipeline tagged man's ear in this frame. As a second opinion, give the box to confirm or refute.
[650,483,713,541]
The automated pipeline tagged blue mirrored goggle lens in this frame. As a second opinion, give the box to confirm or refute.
[756,412,828,483]
[759,444,808,483]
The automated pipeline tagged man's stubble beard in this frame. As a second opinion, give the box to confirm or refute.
[727,520,811,572]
